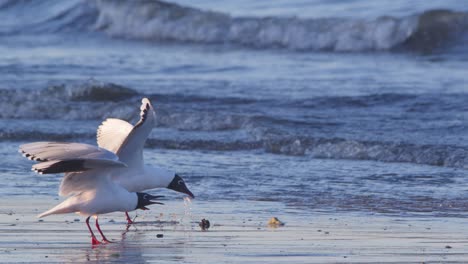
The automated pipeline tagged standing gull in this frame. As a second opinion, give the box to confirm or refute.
[20,143,163,245]
[20,98,194,224]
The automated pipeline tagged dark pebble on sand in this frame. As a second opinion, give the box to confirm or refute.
[156,234,164,238]
[199,219,210,230]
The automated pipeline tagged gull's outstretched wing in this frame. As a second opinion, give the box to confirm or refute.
[96,98,156,168]
[20,141,126,174]
[20,142,128,197]
[97,118,134,153]
[19,142,118,162]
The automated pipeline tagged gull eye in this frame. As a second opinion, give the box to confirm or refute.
[178,180,184,185]
[143,194,148,200]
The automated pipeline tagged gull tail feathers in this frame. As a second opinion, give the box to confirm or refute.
[38,200,78,218]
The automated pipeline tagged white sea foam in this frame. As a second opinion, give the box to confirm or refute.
[1,0,467,52]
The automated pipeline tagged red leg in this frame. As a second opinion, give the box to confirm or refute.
[95,217,113,243]
[125,212,134,224]
[86,216,100,245]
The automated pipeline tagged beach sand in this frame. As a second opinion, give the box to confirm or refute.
[1,197,467,263]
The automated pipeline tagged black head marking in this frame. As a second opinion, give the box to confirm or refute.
[167,174,195,198]
[136,192,164,210]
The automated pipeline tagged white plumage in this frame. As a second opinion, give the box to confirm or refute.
[96,118,133,153]
[37,170,137,218]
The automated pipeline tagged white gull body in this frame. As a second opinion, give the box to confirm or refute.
[19,142,162,244]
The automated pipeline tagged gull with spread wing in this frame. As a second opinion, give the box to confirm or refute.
[96,98,194,223]
[20,98,194,224]
[20,142,163,245]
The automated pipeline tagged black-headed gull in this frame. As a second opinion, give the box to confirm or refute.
[20,143,163,245]
[96,98,194,223]
[20,98,194,224]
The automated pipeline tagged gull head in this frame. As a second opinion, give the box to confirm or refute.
[168,174,195,199]
[136,193,164,210]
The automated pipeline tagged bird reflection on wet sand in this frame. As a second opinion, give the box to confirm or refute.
[83,220,188,263]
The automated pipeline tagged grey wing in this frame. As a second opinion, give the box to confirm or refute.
[19,142,117,162]
[19,142,126,197]
[20,141,126,174]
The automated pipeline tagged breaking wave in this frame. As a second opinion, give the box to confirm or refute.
[1,82,467,169]
[1,0,467,52]
[2,131,467,169]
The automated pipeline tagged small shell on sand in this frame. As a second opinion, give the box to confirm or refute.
[268,217,285,227]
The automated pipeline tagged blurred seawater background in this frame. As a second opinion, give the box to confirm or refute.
[0,0,468,217]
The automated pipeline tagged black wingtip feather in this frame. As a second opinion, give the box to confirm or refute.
[135,101,150,128]
[33,160,89,174]
[21,150,48,162]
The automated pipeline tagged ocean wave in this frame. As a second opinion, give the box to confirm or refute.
[94,0,468,52]
[1,0,467,52]
[246,135,468,169]
[0,84,397,128]
[0,0,97,34]
[156,112,248,131]
[1,82,466,122]
[2,126,467,169]
[402,9,468,52]
[60,80,138,102]
[0,80,138,120]
[1,82,467,168]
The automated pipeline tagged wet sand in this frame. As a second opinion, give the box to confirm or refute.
[1,197,468,263]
